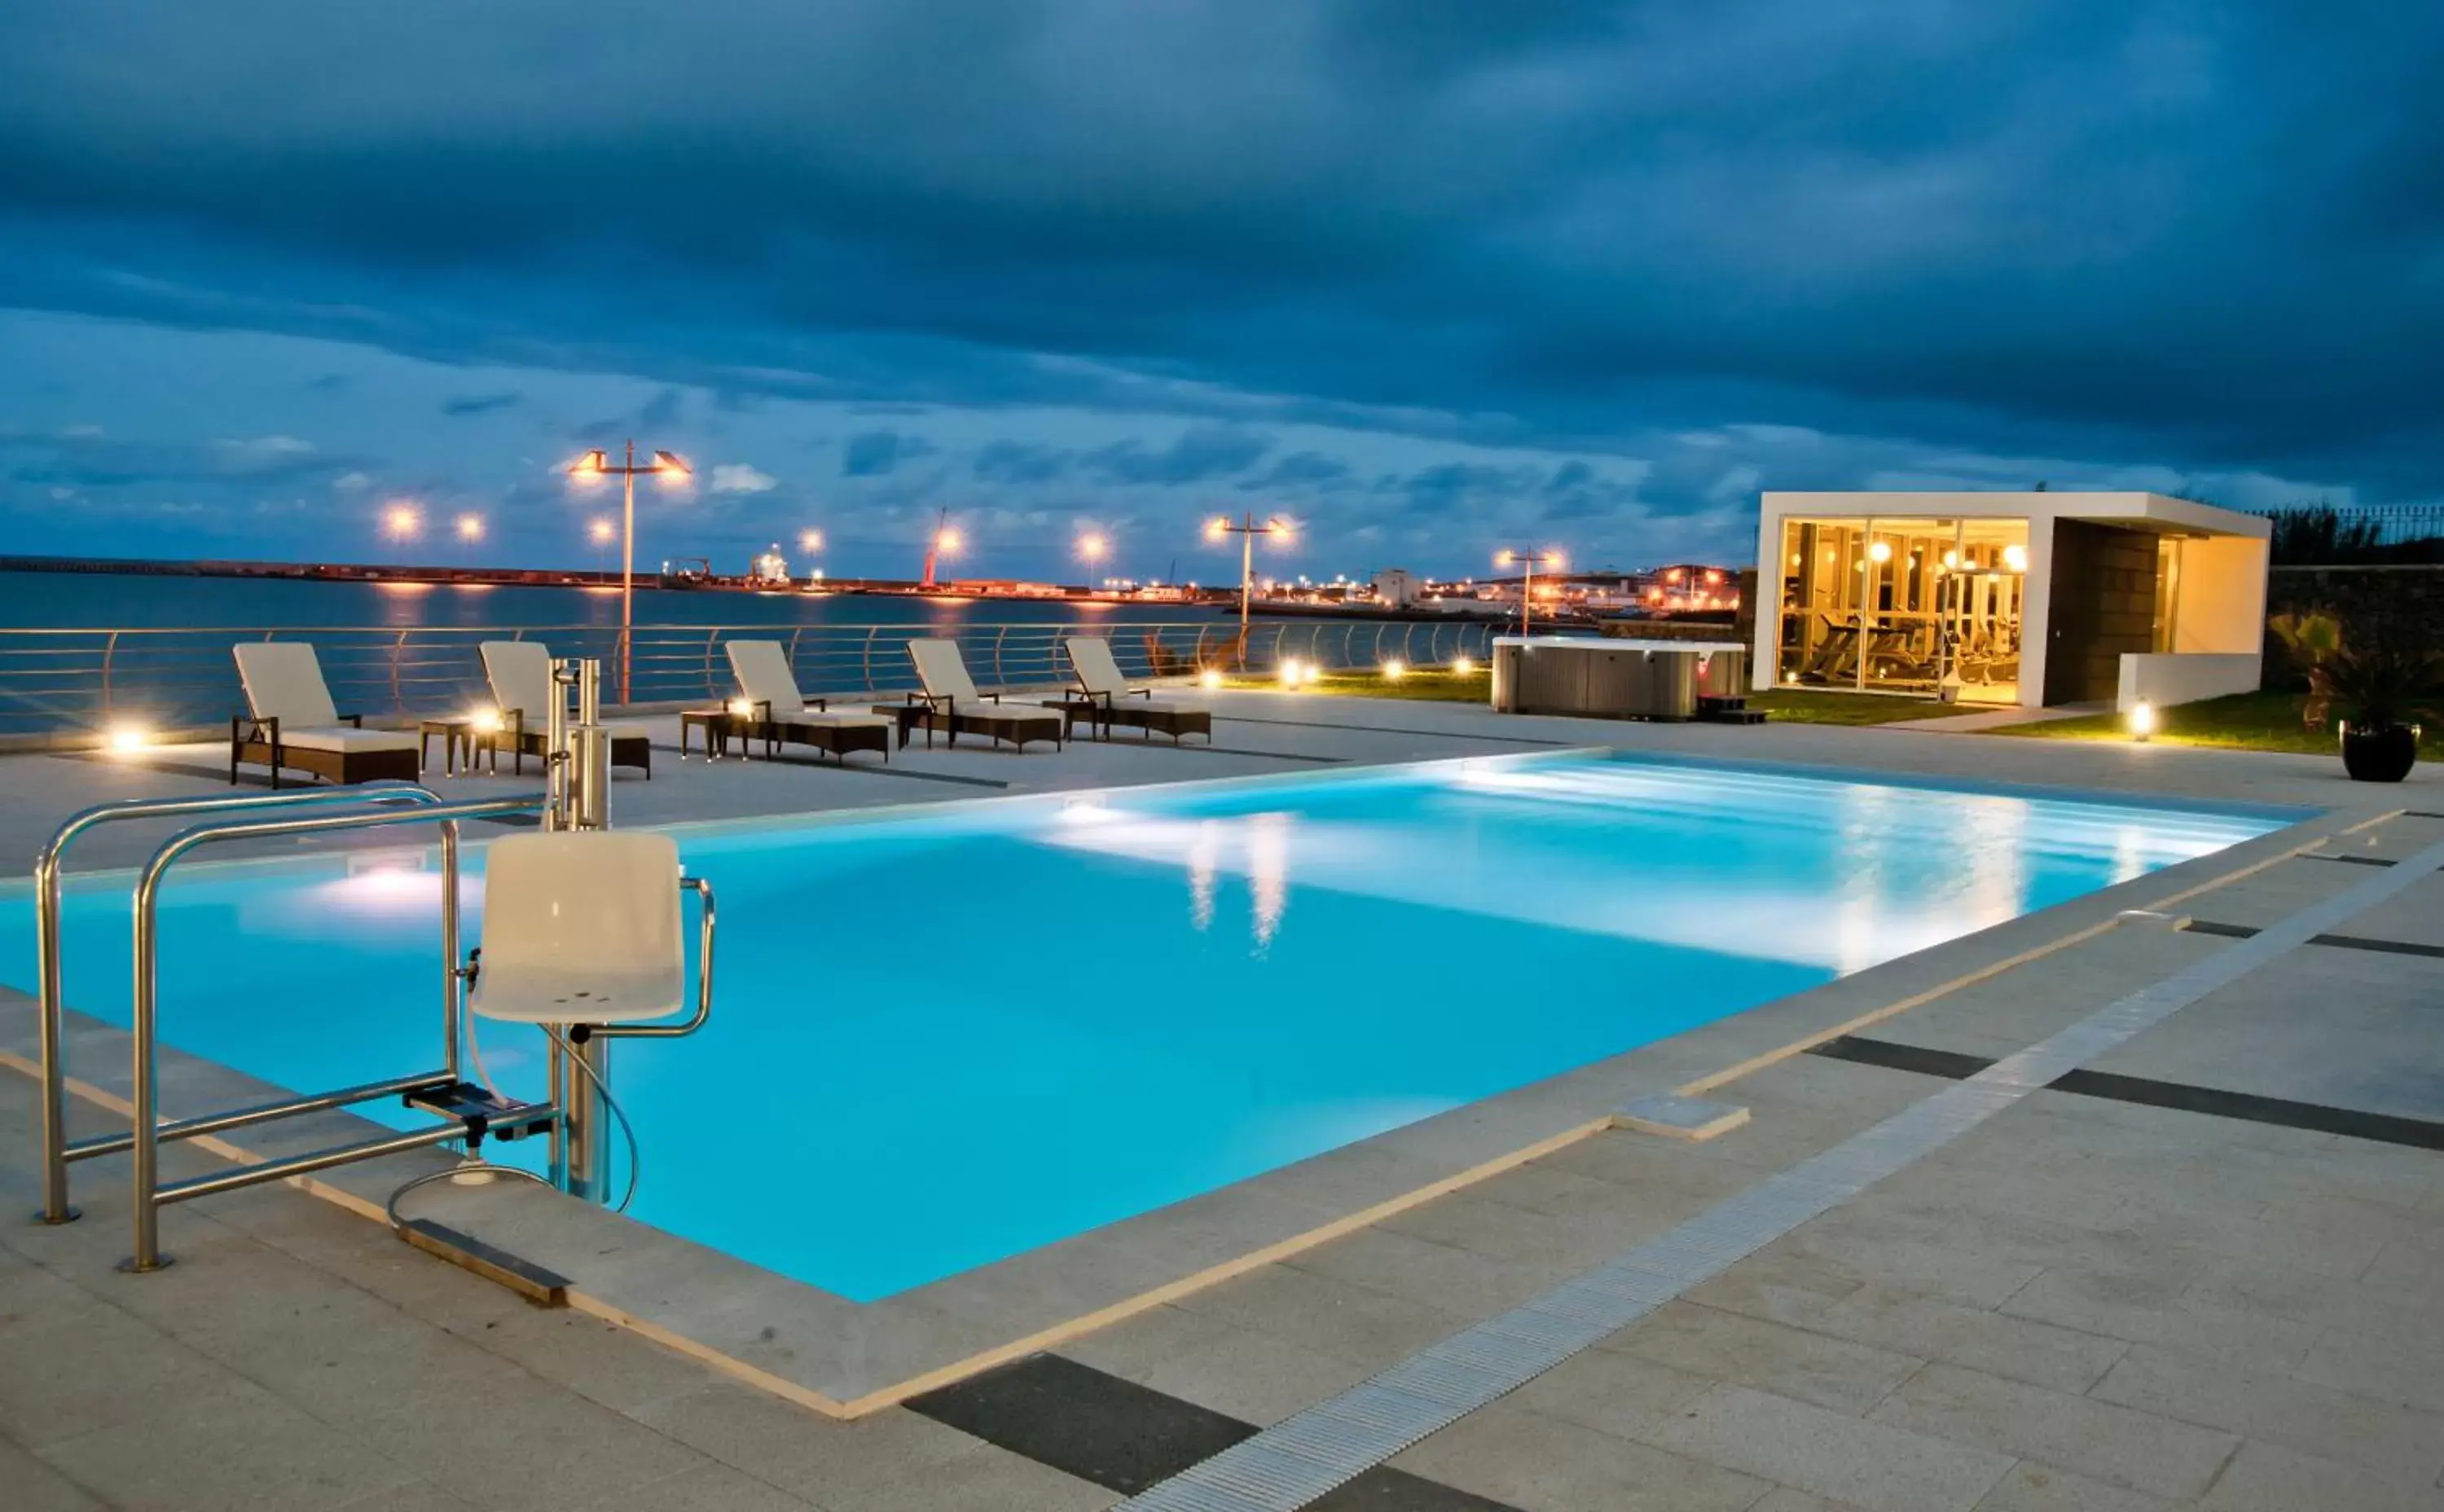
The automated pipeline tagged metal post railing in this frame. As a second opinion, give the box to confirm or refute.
[31,782,446,1224]
[123,793,547,1270]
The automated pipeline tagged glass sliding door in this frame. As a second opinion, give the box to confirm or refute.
[1776,514,2028,701]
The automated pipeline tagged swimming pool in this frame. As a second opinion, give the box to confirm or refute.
[11,753,2290,1300]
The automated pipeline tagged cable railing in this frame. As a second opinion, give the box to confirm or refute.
[0,618,1498,739]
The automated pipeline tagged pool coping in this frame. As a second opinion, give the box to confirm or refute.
[0,764,2389,1417]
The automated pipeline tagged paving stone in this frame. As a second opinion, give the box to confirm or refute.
[630,1384,980,1503]
[1602,1299,1926,1415]
[0,1434,108,1511]
[564,1461,822,1511]
[1971,1461,2174,1511]
[0,1301,261,1448]
[1645,1383,2013,1512]
[1288,1224,1571,1321]
[2292,1325,2444,1418]
[1063,1312,1375,1426]
[1509,1342,1717,1444]
[1800,1282,2131,1394]
[2091,1342,2444,1487]
[1392,1399,1774,1512]
[819,1440,1114,1512]
[1869,1363,2237,1501]
[1997,1266,2322,1374]
[2195,1440,2444,1512]
[1170,1259,1469,1366]
[351,1365,707,1507]
[35,1380,424,1512]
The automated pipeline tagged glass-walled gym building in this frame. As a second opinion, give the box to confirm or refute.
[1752,493,2271,710]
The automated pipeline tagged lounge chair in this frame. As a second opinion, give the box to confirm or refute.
[725,640,894,764]
[480,641,653,779]
[906,638,1066,751]
[230,642,421,788]
[1057,636,1212,743]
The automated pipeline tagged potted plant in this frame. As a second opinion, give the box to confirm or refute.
[2323,634,2442,782]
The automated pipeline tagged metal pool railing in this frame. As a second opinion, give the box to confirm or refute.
[0,618,1497,739]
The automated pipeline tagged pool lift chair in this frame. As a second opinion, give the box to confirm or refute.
[43,657,718,1279]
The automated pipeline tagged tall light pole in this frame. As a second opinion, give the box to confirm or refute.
[569,441,689,703]
[1206,512,1293,648]
[1492,547,1564,638]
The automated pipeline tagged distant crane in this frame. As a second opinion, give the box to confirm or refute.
[921,508,962,589]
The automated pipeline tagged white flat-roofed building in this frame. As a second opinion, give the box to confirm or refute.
[1752,491,2270,710]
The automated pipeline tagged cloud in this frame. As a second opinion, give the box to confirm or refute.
[332,469,372,491]
[842,429,936,477]
[708,462,776,493]
[1085,425,1269,486]
[441,390,521,416]
[972,440,1070,484]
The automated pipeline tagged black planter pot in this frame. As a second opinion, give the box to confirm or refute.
[2341,724,2418,783]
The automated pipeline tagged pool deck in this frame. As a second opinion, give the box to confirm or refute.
[2,691,2441,1511]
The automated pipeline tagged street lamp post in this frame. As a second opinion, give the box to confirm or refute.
[1492,547,1564,638]
[569,440,689,703]
[1206,512,1292,655]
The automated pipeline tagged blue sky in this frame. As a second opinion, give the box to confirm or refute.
[2,2,2437,581]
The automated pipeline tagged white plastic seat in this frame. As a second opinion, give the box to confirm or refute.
[471,832,687,1025]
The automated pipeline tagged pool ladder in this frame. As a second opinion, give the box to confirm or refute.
[29,785,566,1271]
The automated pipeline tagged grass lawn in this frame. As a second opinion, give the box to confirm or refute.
[1984,689,2343,754]
[1221,667,1490,702]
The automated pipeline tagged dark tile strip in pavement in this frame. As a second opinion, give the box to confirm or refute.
[907,1353,1519,1511]
[2184,919,2444,960]
[1808,1035,2444,1151]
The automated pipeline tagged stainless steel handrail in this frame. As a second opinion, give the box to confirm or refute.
[30,782,446,1224]
[590,877,715,1041]
[124,793,547,1270]
[0,617,1498,737]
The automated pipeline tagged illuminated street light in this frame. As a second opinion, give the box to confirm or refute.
[936,525,965,555]
[455,512,486,543]
[798,528,824,555]
[567,440,691,701]
[1077,530,1110,567]
[381,502,421,542]
[1491,547,1564,637]
[1207,512,1294,653]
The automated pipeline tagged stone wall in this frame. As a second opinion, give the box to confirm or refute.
[2263,565,2444,686]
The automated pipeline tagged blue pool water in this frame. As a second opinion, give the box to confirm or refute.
[9,754,2290,1300]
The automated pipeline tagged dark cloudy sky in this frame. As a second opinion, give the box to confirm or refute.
[2,2,2437,581]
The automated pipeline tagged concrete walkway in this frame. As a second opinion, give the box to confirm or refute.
[2,693,2438,1510]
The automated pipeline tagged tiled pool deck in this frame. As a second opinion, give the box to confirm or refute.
[3,690,2441,1511]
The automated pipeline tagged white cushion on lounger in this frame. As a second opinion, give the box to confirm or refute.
[947,698,1062,726]
[909,638,982,702]
[726,640,822,716]
[780,711,892,731]
[272,726,420,754]
[1064,636,1136,698]
[235,641,342,727]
